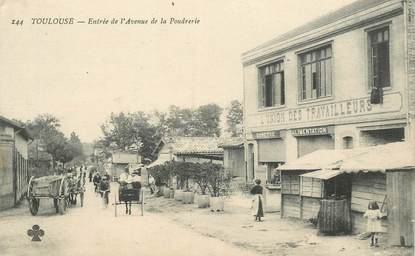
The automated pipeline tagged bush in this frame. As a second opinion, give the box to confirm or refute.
[202,163,231,197]
[148,161,175,186]
[170,162,199,191]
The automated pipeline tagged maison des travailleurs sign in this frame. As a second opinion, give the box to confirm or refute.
[248,92,403,129]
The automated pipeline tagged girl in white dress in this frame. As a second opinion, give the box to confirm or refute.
[363,201,383,247]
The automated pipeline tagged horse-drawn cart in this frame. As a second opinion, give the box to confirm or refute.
[27,175,69,216]
[113,183,144,217]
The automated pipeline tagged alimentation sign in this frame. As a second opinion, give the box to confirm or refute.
[291,126,333,137]
[252,93,402,127]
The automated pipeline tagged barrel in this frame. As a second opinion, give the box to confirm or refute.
[318,199,351,234]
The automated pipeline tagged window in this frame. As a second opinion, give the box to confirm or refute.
[258,61,285,108]
[264,162,283,186]
[368,27,390,88]
[342,136,354,149]
[299,45,332,101]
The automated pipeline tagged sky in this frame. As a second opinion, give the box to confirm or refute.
[0,0,356,142]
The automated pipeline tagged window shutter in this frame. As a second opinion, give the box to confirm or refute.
[258,76,265,108]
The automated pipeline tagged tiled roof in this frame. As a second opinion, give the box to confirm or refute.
[243,0,394,56]
[218,137,244,148]
[163,136,223,155]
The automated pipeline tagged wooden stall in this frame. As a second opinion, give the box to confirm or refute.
[280,171,303,218]
[278,149,362,221]
[340,142,415,246]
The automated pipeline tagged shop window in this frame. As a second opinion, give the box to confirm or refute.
[343,136,354,149]
[360,128,404,146]
[368,27,390,89]
[258,61,285,108]
[263,162,283,186]
[299,45,332,101]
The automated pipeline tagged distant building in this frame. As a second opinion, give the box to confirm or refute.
[0,116,32,210]
[149,136,223,168]
[218,137,245,179]
[110,151,141,178]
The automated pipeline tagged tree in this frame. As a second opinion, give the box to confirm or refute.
[26,114,66,169]
[57,132,84,167]
[100,111,159,160]
[194,104,222,137]
[161,104,222,137]
[226,100,243,137]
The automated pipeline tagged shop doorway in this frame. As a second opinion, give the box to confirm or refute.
[247,144,255,182]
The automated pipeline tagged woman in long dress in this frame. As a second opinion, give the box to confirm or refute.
[250,179,264,222]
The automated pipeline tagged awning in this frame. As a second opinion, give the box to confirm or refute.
[277,147,369,171]
[340,142,415,173]
[300,169,344,180]
[147,154,172,168]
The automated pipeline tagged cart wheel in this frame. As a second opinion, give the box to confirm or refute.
[80,193,84,207]
[58,198,67,215]
[53,198,59,213]
[29,198,39,216]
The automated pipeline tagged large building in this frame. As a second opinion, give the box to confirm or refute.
[242,0,415,185]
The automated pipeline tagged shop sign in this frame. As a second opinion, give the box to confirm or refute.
[250,92,402,127]
[253,130,281,140]
[291,126,332,137]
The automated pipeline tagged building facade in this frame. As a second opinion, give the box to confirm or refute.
[0,116,32,210]
[242,0,414,185]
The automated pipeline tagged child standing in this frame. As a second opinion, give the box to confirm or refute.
[363,201,383,247]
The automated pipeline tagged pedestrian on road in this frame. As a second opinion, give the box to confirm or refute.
[99,175,111,208]
[148,174,155,194]
[89,169,93,183]
[364,201,383,247]
[250,179,264,222]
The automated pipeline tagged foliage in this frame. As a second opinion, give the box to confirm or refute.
[148,161,174,186]
[225,100,243,137]
[157,104,223,137]
[205,163,231,197]
[55,132,84,167]
[192,162,210,195]
[26,114,83,169]
[171,161,199,191]
[100,111,160,160]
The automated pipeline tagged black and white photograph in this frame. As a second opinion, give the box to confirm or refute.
[0,0,415,255]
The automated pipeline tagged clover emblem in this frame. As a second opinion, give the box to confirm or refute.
[27,224,44,242]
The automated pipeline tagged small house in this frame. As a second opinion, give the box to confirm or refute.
[149,136,223,168]
[218,137,245,179]
[110,151,141,178]
[0,116,32,210]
